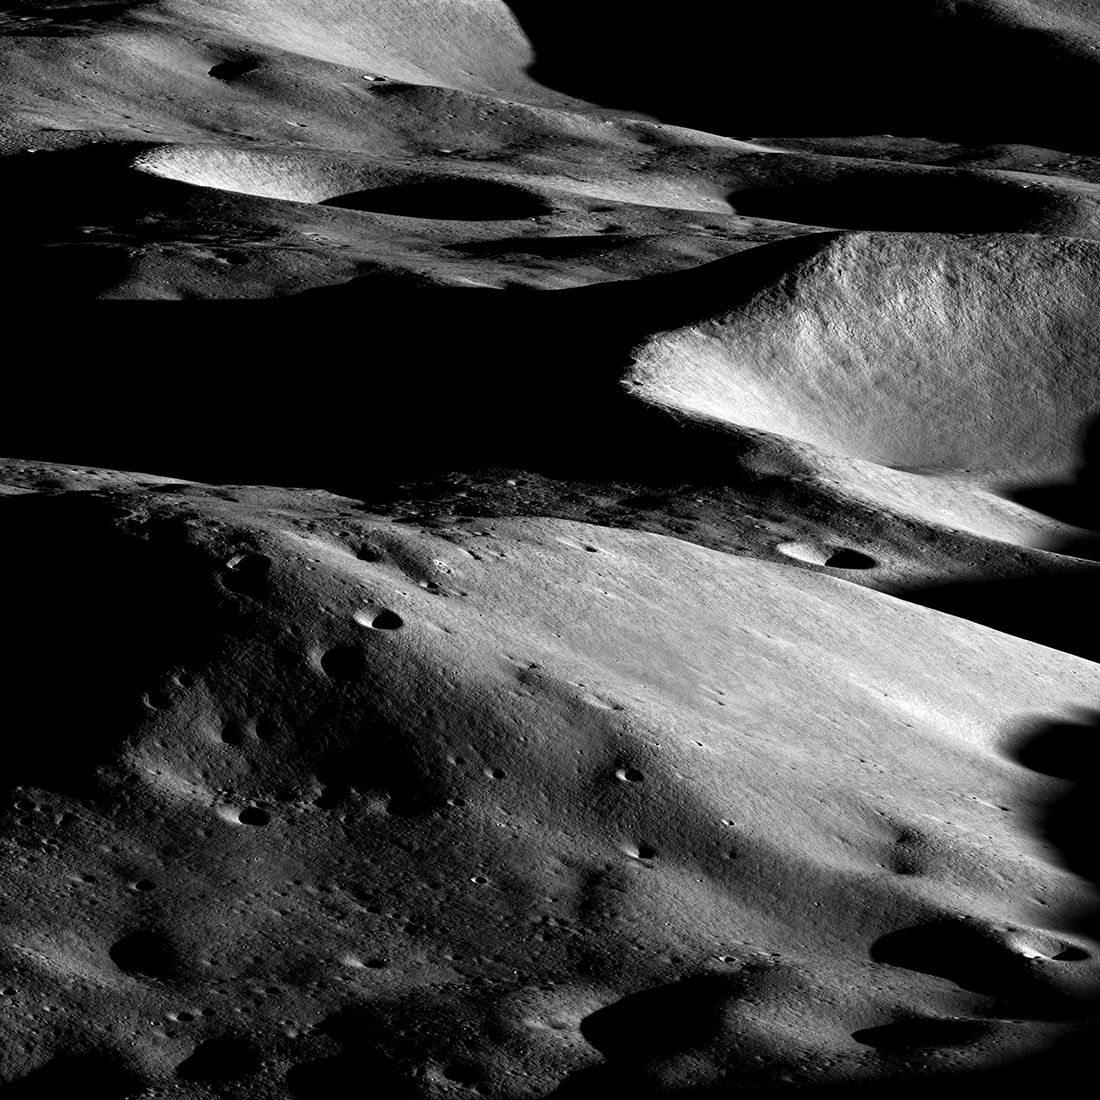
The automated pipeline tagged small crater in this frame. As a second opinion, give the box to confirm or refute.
[176,1034,263,1083]
[370,610,404,630]
[616,768,645,782]
[132,879,157,892]
[226,552,272,572]
[442,1062,485,1085]
[223,553,273,595]
[220,721,245,746]
[108,929,181,981]
[255,715,281,742]
[852,1018,991,1050]
[237,807,271,826]
[313,785,349,809]
[825,549,877,569]
[320,645,365,681]
[1052,946,1090,961]
[356,545,383,563]
[146,690,174,710]
[470,875,490,885]
[775,541,831,565]
[208,60,260,80]
[777,542,876,568]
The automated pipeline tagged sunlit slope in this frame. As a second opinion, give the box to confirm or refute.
[626,232,1100,486]
[162,0,567,100]
[2,486,1098,1094]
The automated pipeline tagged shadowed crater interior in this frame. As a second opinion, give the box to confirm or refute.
[0,492,231,798]
[223,552,273,596]
[825,549,877,569]
[502,0,1100,153]
[852,1017,992,1051]
[3,243,134,302]
[449,234,649,257]
[1008,715,1100,781]
[175,1035,264,1083]
[320,644,366,681]
[729,172,1064,233]
[320,179,553,220]
[579,974,742,1060]
[108,929,185,981]
[869,921,1049,1004]
[208,59,259,79]
[2,1053,145,1098]
[285,1053,418,1099]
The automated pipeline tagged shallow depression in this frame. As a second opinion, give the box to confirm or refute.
[131,147,553,219]
[776,542,876,569]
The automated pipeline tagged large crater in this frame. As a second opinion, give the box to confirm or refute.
[625,231,1100,485]
[132,146,551,219]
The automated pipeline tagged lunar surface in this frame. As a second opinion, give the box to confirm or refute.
[5,2,1100,1098]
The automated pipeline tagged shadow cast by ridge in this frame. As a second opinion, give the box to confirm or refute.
[543,705,1100,1100]
[1011,413,1100,540]
[898,569,1100,664]
[728,172,1064,234]
[502,1,1100,154]
[0,492,237,800]
[897,406,1100,657]
[1004,710,1100,887]
[7,237,835,492]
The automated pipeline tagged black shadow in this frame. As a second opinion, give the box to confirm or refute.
[502,2,1100,154]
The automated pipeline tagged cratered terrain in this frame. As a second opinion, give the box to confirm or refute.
[4,3,1100,1099]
